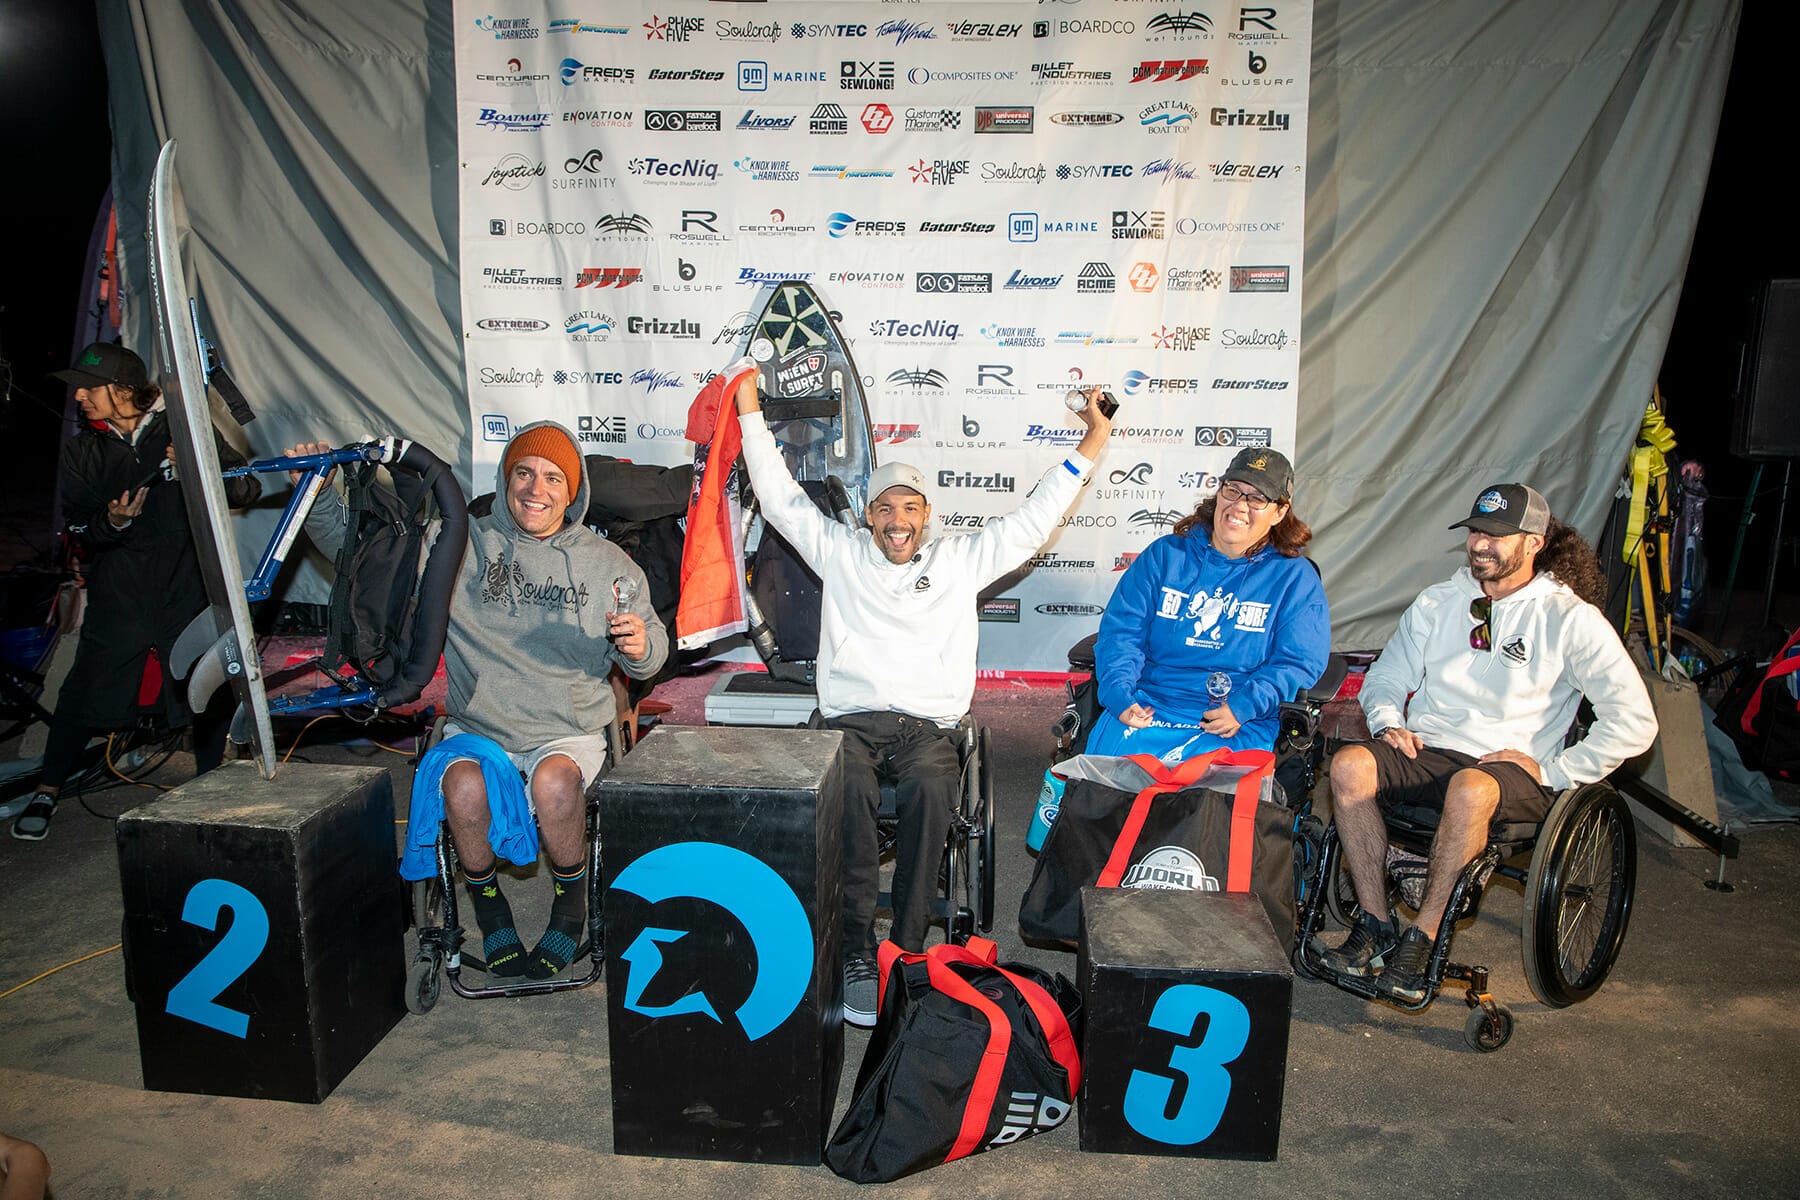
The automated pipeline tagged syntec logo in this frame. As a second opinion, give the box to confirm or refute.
[1057,162,1132,180]
[1131,59,1208,83]
[791,22,868,39]
[1212,107,1290,131]
[840,61,896,90]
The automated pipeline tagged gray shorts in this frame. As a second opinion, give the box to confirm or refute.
[441,722,608,812]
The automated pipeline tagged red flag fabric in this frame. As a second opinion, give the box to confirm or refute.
[676,361,759,649]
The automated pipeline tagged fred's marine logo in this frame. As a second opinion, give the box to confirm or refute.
[1122,845,1219,891]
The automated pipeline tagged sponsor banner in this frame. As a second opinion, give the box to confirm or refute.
[454,0,1311,669]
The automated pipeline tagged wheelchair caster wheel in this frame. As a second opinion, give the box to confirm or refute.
[1464,1004,1513,1053]
[407,956,442,1015]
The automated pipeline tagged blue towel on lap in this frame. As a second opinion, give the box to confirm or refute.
[400,732,538,880]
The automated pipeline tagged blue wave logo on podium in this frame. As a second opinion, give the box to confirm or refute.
[612,841,813,1040]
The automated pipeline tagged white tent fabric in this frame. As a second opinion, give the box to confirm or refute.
[96,0,1738,652]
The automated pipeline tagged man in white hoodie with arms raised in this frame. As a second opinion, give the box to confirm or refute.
[735,373,1111,1026]
[1322,483,1656,1004]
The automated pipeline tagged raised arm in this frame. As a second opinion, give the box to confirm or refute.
[733,370,838,570]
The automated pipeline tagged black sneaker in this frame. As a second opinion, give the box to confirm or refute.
[1320,910,1398,977]
[1376,926,1434,1003]
[843,956,880,1028]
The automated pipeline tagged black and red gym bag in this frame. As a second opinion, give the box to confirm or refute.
[1714,626,1800,781]
[1017,749,1295,953]
[824,937,1082,1184]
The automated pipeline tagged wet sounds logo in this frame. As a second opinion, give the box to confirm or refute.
[1122,845,1219,891]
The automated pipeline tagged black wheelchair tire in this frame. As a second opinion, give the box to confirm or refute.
[1322,838,1364,930]
[975,729,996,933]
[1464,1004,1514,1053]
[1521,783,1637,1008]
[406,956,442,1015]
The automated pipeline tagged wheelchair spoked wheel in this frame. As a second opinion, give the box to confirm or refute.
[1521,783,1637,1008]
[1322,838,1362,929]
[974,728,996,934]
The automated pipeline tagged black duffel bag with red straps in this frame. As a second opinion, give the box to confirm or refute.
[825,937,1082,1184]
[1018,748,1296,954]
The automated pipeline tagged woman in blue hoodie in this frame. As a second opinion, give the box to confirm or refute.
[1088,446,1329,763]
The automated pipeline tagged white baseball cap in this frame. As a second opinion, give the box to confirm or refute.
[867,462,930,505]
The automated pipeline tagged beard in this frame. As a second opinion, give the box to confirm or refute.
[1467,539,1528,581]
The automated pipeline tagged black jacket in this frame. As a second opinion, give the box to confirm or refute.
[59,409,260,725]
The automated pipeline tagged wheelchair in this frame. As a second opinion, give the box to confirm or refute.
[1292,768,1638,1052]
[405,713,626,1014]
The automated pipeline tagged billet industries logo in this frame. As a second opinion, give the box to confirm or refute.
[1058,162,1132,180]
[1131,60,1208,83]
[840,61,897,90]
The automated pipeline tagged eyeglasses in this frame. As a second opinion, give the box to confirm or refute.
[1469,595,1492,652]
[1217,483,1275,512]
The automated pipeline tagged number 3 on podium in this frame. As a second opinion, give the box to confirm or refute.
[1121,983,1251,1145]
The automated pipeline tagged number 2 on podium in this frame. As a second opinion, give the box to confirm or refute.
[164,879,269,1038]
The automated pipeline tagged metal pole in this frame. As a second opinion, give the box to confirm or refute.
[1713,461,1763,644]
[1761,460,1793,629]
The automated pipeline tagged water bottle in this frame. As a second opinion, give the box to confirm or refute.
[1028,768,1066,851]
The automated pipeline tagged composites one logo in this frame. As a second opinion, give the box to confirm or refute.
[475,107,550,132]
[1122,845,1219,891]
[612,841,812,1041]
[474,14,537,40]
[558,59,634,86]
[628,156,720,183]
[644,13,704,41]
[482,266,562,288]
[481,154,544,190]
[840,60,897,91]
[1140,100,1198,133]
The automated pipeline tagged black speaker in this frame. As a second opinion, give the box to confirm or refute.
[1731,279,1800,459]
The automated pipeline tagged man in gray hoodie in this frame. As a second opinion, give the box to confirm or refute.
[302,421,667,978]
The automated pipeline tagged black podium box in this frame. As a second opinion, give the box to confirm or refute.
[597,726,845,1164]
[1077,888,1292,1160]
[116,761,405,1104]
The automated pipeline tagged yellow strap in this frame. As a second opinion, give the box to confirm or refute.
[1624,398,1677,566]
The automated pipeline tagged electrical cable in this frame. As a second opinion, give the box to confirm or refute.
[0,944,121,1002]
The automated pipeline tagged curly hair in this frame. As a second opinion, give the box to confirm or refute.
[1171,495,1313,558]
[1534,519,1606,607]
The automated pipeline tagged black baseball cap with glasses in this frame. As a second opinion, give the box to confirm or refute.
[1218,446,1293,509]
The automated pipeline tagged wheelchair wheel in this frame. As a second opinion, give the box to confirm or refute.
[973,729,995,933]
[1522,783,1637,1008]
[1322,838,1364,930]
[406,956,442,1015]
[1464,1004,1514,1053]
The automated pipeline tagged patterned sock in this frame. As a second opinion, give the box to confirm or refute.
[525,862,587,980]
[463,866,526,977]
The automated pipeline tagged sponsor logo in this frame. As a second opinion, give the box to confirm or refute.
[984,160,1048,183]
[1115,552,1141,572]
[1023,424,1085,447]
[812,102,850,134]
[790,23,868,39]
[840,60,897,91]
[549,20,628,37]
[635,422,684,439]
[939,470,1015,493]
[1036,602,1105,615]
[906,67,1020,84]
[809,164,895,180]
[1147,10,1216,37]
[1078,262,1116,293]
[737,208,818,236]
[979,597,1020,622]
[1113,210,1167,240]
[715,19,781,42]
[917,272,993,294]
[476,317,550,333]
[1051,110,1124,127]
[1024,552,1097,571]
[549,369,624,385]
[714,310,758,345]
[1194,425,1274,446]
[1114,427,1188,446]
[1056,162,1132,180]
[1123,370,1202,395]
[1231,265,1291,292]
[1132,59,1209,83]
[628,156,720,183]
[1130,508,1186,528]
[562,109,633,128]
[1213,106,1290,131]
[474,59,550,86]
[481,154,545,189]
[1122,845,1218,891]
[873,423,922,444]
[1043,19,1137,36]
[1232,6,1287,43]
[738,61,768,91]
[909,157,970,185]
[594,212,653,236]
[481,266,562,288]
[737,268,814,286]
[564,311,612,341]
[828,270,905,289]
[1140,100,1198,132]
[773,69,829,83]
[917,220,997,234]
[647,68,726,83]
[737,108,797,131]
[868,317,962,343]
[1143,158,1200,184]
[1220,327,1293,349]
[475,107,550,131]
[980,324,1047,347]
[1055,330,1140,346]
[949,20,1023,40]
[1216,161,1288,179]
[474,15,538,40]
[861,103,895,134]
[644,109,721,132]
[1004,270,1062,291]
[630,368,686,394]
[1129,262,1160,292]
[1057,514,1117,529]
[575,267,641,289]
[878,19,936,45]
[644,14,703,41]
[975,106,1035,134]
[827,212,905,238]
[886,366,948,391]
[1010,213,1038,243]
[557,60,633,85]
[627,315,700,339]
[479,367,545,387]
[1214,377,1290,390]
[551,149,614,190]
[1167,267,1224,291]
[1152,324,1210,350]
[1031,61,1112,83]
[576,415,627,445]
[736,157,801,182]
[482,413,512,441]
[973,365,1024,395]
[904,107,962,133]
[936,414,1003,450]
[504,219,586,236]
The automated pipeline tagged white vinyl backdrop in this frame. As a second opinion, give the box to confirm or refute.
[451,0,1311,669]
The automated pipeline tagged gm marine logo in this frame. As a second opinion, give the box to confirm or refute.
[611,841,813,1041]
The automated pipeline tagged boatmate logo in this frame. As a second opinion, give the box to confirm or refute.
[1123,845,1219,891]
[476,108,550,131]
